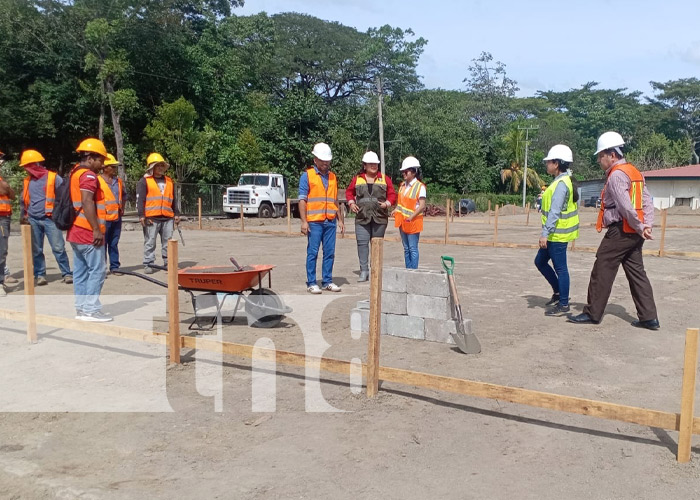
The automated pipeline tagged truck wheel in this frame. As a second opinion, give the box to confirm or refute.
[225,213,236,219]
[258,203,273,218]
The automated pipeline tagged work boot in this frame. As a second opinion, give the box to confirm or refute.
[358,270,369,282]
[35,276,48,286]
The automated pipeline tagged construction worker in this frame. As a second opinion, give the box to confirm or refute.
[0,149,17,297]
[136,153,180,274]
[19,149,72,286]
[346,151,397,282]
[100,154,126,273]
[568,132,659,329]
[299,142,345,293]
[535,145,580,317]
[67,138,111,322]
[394,156,426,269]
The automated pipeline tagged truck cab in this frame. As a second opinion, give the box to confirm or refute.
[223,173,289,218]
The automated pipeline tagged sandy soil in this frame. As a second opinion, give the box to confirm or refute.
[1,210,700,499]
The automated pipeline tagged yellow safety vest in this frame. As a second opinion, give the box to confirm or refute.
[541,175,579,242]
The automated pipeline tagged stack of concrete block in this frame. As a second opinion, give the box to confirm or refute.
[350,267,473,344]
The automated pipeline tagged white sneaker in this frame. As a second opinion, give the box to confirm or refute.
[307,284,322,294]
[76,311,113,322]
[323,283,342,292]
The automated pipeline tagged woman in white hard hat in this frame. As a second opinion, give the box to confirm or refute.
[346,151,397,281]
[393,156,426,269]
[535,144,580,316]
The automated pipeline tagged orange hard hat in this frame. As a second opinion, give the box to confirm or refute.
[19,149,46,167]
[76,138,108,158]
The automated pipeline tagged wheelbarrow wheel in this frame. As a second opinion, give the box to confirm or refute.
[245,289,285,328]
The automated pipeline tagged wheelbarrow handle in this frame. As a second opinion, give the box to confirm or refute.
[441,255,455,276]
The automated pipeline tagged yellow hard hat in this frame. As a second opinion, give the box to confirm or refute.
[76,138,109,158]
[104,153,120,166]
[19,149,46,167]
[146,152,169,169]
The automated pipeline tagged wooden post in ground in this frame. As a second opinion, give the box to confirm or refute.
[451,198,455,222]
[512,205,516,216]
[659,209,668,257]
[239,204,245,232]
[487,200,491,225]
[493,204,499,245]
[444,199,451,244]
[526,203,531,226]
[286,198,292,236]
[366,238,384,398]
[21,225,37,343]
[197,197,202,230]
[677,327,699,463]
[167,239,181,364]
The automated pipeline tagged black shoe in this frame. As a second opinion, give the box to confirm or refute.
[566,313,600,325]
[545,293,560,306]
[632,318,660,330]
[545,304,570,316]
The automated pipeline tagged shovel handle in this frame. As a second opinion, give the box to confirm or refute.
[441,256,455,276]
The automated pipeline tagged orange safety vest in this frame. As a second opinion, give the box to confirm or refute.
[596,163,645,234]
[23,171,57,217]
[70,168,106,234]
[305,167,338,222]
[99,176,123,221]
[394,180,425,234]
[144,176,175,218]
[0,175,11,216]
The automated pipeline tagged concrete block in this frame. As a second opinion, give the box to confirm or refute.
[382,267,408,293]
[381,290,407,315]
[406,294,453,321]
[350,308,369,332]
[382,313,424,339]
[356,299,370,310]
[424,318,472,344]
[405,269,450,298]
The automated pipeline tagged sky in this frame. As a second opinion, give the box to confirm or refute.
[236,0,700,98]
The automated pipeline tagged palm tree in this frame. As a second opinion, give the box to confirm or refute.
[500,128,543,193]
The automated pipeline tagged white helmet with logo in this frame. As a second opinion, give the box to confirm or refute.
[312,142,333,161]
[595,131,625,155]
[400,156,421,171]
[543,144,573,163]
[361,151,380,164]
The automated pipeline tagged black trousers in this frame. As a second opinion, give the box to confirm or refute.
[583,224,657,322]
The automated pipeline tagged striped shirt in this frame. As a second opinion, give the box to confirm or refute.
[602,159,654,233]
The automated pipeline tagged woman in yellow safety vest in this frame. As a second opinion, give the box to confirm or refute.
[393,156,426,269]
[535,144,580,317]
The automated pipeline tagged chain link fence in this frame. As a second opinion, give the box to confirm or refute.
[122,182,229,216]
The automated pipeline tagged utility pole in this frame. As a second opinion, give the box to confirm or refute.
[377,76,385,175]
[518,125,539,208]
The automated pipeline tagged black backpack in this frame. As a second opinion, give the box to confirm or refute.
[51,176,78,230]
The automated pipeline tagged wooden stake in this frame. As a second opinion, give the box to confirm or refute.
[678,328,699,463]
[526,203,530,226]
[659,209,668,257]
[197,197,202,230]
[286,198,292,236]
[487,200,491,225]
[240,204,245,232]
[493,204,499,245]
[512,205,516,216]
[21,225,36,343]
[451,198,455,222]
[444,199,451,244]
[366,238,383,398]
[167,239,181,364]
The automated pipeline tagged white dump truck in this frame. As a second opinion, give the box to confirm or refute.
[222,173,292,218]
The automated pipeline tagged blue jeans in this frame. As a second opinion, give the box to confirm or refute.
[29,217,72,278]
[306,219,337,286]
[534,241,570,306]
[400,230,420,269]
[71,242,106,314]
[105,220,122,270]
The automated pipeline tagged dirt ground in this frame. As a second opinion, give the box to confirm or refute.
[1,209,700,499]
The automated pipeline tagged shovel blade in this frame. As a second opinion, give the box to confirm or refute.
[449,318,482,354]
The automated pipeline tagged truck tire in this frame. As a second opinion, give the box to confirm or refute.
[258,203,273,218]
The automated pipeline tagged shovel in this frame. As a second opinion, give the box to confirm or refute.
[441,256,482,354]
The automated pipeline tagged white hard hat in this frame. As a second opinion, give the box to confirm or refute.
[400,156,421,171]
[595,131,625,155]
[312,142,333,161]
[543,144,573,163]
[362,151,380,164]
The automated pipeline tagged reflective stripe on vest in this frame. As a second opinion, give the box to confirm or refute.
[595,163,645,234]
[394,181,424,234]
[99,176,120,221]
[0,175,11,216]
[144,176,175,218]
[70,168,106,233]
[541,175,579,242]
[305,168,338,222]
[23,171,57,217]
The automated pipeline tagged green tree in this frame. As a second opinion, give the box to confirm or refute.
[649,78,700,164]
[627,132,693,170]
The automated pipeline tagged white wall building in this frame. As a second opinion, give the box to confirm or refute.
[643,165,700,210]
